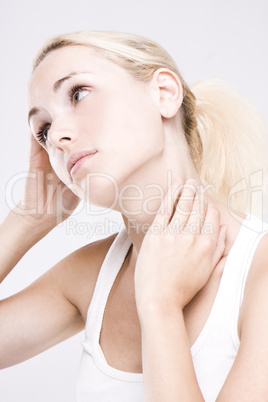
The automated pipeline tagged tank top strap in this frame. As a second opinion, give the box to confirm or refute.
[214,213,268,350]
[85,227,132,340]
[191,213,268,356]
[237,214,268,303]
[230,214,268,347]
[213,213,268,306]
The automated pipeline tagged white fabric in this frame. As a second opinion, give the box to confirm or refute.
[76,213,268,402]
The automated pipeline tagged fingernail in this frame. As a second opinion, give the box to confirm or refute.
[187,179,197,185]
[172,182,181,190]
[187,179,197,184]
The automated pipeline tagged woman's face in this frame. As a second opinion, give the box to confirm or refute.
[28,45,165,208]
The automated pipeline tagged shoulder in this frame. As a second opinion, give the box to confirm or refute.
[239,232,268,339]
[47,231,118,321]
[219,231,268,398]
[244,230,268,283]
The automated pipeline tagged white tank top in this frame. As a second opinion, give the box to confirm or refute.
[76,213,268,402]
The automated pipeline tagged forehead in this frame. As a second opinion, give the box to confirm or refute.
[29,45,129,94]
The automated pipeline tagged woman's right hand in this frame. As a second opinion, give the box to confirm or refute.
[135,180,227,315]
[14,133,80,232]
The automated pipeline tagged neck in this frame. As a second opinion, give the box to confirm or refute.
[118,137,198,250]
[121,194,247,271]
[116,130,247,265]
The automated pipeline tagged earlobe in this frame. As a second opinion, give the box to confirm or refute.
[153,68,184,118]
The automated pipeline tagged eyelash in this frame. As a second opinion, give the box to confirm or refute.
[36,84,88,144]
[68,84,88,104]
[36,124,50,144]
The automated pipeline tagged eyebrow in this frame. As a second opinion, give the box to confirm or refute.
[28,71,85,124]
[53,72,80,92]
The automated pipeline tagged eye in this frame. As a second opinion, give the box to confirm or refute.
[36,124,50,144]
[73,89,89,104]
[68,85,89,105]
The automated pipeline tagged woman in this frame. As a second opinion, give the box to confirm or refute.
[1,31,268,401]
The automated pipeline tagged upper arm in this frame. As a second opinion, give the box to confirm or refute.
[0,233,117,369]
[217,233,268,400]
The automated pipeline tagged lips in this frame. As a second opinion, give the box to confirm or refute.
[67,150,97,176]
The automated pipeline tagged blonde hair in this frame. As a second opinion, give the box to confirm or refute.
[33,31,268,216]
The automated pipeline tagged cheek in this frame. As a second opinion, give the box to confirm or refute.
[99,90,165,155]
[117,111,165,164]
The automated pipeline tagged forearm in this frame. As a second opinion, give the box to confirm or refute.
[0,207,53,283]
[139,304,204,402]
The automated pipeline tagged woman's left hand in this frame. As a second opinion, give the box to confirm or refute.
[135,179,228,315]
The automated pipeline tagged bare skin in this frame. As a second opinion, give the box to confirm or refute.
[0,204,248,371]
[1,44,268,400]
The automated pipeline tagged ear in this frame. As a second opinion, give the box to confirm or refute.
[151,68,183,118]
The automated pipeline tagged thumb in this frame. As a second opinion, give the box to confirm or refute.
[211,224,228,268]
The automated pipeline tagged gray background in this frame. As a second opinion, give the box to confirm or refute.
[0,0,267,401]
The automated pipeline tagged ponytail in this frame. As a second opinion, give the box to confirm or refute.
[186,79,268,216]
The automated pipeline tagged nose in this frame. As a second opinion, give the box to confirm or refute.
[48,115,77,151]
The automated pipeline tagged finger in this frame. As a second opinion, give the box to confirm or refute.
[152,183,182,230]
[201,203,221,248]
[184,183,208,234]
[170,179,197,230]
[211,224,228,268]
[28,131,52,170]
[28,132,42,160]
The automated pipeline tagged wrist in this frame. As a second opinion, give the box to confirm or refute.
[137,298,184,328]
[11,203,57,233]
[5,207,54,244]
[138,303,186,345]
[0,208,53,283]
